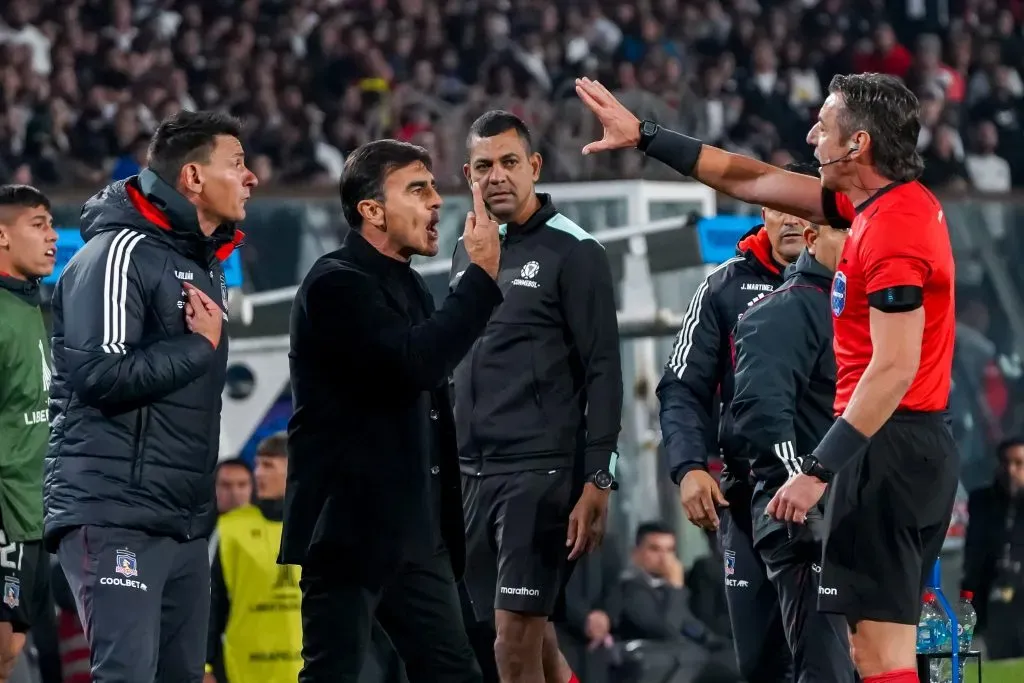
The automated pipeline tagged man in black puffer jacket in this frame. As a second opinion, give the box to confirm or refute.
[44,110,257,683]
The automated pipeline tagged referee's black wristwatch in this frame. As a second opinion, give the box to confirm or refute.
[637,120,659,152]
[587,469,619,491]
[799,455,833,484]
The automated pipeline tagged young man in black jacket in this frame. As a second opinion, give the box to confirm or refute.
[657,163,819,682]
[452,111,623,683]
[44,111,256,682]
[283,140,501,683]
[730,218,855,683]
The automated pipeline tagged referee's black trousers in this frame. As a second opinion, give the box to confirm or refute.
[298,546,483,683]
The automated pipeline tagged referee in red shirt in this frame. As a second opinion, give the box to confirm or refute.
[575,72,958,683]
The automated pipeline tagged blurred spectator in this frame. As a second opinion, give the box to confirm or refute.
[214,458,253,516]
[557,531,624,683]
[962,437,1024,660]
[0,0,1020,189]
[608,522,719,648]
[965,120,1012,192]
[207,433,301,683]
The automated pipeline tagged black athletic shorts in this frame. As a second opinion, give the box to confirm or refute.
[0,514,49,633]
[462,469,576,621]
[818,411,959,626]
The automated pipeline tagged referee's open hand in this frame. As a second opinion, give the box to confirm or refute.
[575,77,642,154]
[463,181,500,279]
[679,470,729,531]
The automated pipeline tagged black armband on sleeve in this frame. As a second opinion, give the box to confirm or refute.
[867,286,923,313]
[642,127,704,177]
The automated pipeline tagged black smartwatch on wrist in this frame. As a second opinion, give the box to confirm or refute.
[637,120,659,152]
[799,455,833,484]
[587,469,619,491]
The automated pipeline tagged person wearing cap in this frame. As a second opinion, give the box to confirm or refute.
[205,432,301,683]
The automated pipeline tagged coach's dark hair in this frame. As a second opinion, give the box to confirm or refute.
[635,520,675,547]
[147,110,243,184]
[0,184,50,212]
[466,110,533,155]
[256,431,288,457]
[784,161,819,178]
[828,73,924,183]
[339,139,432,230]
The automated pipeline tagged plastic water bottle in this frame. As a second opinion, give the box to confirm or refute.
[917,592,941,654]
[917,591,953,683]
[955,591,978,681]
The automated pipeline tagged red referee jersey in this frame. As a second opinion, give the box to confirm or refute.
[823,181,955,414]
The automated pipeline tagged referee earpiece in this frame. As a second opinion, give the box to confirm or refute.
[849,144,860,153]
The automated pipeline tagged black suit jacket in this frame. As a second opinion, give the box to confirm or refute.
[279,230,502,582]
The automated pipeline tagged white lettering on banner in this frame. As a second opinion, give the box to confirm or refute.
[23,410,47,426]
[99,577,148,591]
[500,586,541,597]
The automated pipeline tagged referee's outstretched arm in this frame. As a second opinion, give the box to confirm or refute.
[574,78,837,226]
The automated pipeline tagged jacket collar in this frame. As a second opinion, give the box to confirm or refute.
[498,193,557,240]
[785,248,834,284]
[344,228,412,276]
[130,169,244,264]
[0,272,40,307]
[735,225,785,277]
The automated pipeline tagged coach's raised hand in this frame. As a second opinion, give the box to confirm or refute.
[463,180,500,279]
[575,77,641,155]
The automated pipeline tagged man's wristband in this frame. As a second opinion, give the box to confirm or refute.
[813,417,870,474]
[638,123,704,177]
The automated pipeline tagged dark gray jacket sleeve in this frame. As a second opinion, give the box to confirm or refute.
[60,232,216,409]
[730,290,818,465]
[657,277,723,484]
[309,263,503,392]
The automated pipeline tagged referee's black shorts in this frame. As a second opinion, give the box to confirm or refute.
[461,469,576,622]
[818,411,959,626]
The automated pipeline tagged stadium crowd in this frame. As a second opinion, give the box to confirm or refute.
[0,0,1022,191]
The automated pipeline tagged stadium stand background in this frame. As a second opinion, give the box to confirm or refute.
[4,0,1024,681]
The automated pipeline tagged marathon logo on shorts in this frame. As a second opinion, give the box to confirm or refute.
[831,271,847,317]
[115,549,138,578]
[500,586,541,597]
[3,577,19,608]
[818,585,838,597]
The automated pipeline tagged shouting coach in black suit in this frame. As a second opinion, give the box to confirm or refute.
[279,139,503,683]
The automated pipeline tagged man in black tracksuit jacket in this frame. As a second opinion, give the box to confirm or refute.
[452,112,622,682]
[658,162,823,682]
[730,238,856,683]
[43,112,256,682]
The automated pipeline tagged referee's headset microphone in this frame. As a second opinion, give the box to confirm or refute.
[817,144,860,167]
